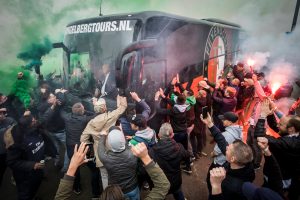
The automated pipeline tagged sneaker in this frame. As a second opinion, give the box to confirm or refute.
[191,156,196,161]
[182,166,192,174]
[73,188,81,195]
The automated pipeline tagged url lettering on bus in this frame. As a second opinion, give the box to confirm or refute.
[65,20,132,34]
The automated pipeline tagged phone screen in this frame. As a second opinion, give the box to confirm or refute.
[202,106,208,119]
[85,143,95,160]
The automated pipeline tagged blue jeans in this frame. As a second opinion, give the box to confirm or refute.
[49,130,69,172]
[124,186,140,200]
[173,188,185,200]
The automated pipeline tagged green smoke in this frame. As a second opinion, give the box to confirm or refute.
[17,37,52,74]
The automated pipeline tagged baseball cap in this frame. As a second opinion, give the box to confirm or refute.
[218,112,238,123]
[242,182,283,200]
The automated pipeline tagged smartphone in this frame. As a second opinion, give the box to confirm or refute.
[85,143,95,161]
[202,106,209,119]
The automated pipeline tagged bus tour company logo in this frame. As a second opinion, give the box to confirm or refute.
[203,25,228,83]
[66,20,133,34]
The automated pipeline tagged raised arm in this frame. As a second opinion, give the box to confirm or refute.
[131,143,170,200]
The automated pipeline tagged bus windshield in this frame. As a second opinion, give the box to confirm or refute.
[63,19,138,94]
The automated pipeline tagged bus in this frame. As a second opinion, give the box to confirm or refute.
[53,11,242,112]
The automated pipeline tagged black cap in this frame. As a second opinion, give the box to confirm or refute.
[218,112,238,123]
[129,114,147,128]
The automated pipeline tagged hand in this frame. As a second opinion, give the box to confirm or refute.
[268,98,277,112]
[203,77,208,82]
[24,110,31,116]
[154,91,160,101]
[99,131,108,136]
[92,97,98,105]
[260,98,273,117]
[126,135,133,140]
[60,89,68,93]
[131,142,152,165]
[200,112,213,127]
[130,92,141,102]
[67,143,89,176]
[159,88,166,98]
[210,167,226,195]
[33,162,45,170]
[176,73,180,83]
[171,76,177,85]
[257,137,269,149]
[257,137,271,156]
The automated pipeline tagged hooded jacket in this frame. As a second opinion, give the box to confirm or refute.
[129,127,156,148]
[98,135,138,194]
[155,101,188,133]
[214,125,243,165]
[149,138,190,193]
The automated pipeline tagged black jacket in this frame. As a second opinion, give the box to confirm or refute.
[39,103,65,133]
[155,100,187,133]
[208,125,255,200]
[254,118,300,180]
[61,111,96,145]
[212,90,237,114]
[149,138,190,193]
[6,125,45,178]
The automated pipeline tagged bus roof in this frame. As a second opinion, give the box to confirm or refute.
[66,11,241,29]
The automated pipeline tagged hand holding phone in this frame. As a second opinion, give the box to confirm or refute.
[85,143,95,161]
[202,106,209,119]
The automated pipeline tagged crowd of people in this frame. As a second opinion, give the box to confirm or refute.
[0,61,300,200]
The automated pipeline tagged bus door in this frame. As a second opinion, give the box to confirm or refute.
[119,51,141,95]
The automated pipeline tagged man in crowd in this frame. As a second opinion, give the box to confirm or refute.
[155,90,192,174]
[254,99,300,200]
[60,102,100,196]
[81,95,127,189]
[39,91,69,173]
[6,111,46,200]
[98,127,139,199]
[201,113,255,199]
[0,107,16,185]
[149,122,190,200]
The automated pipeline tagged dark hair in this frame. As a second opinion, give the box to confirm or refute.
[131,114,147,129]
[100,185,125,200]
[176,94,186,105]
[287,117,300,132]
